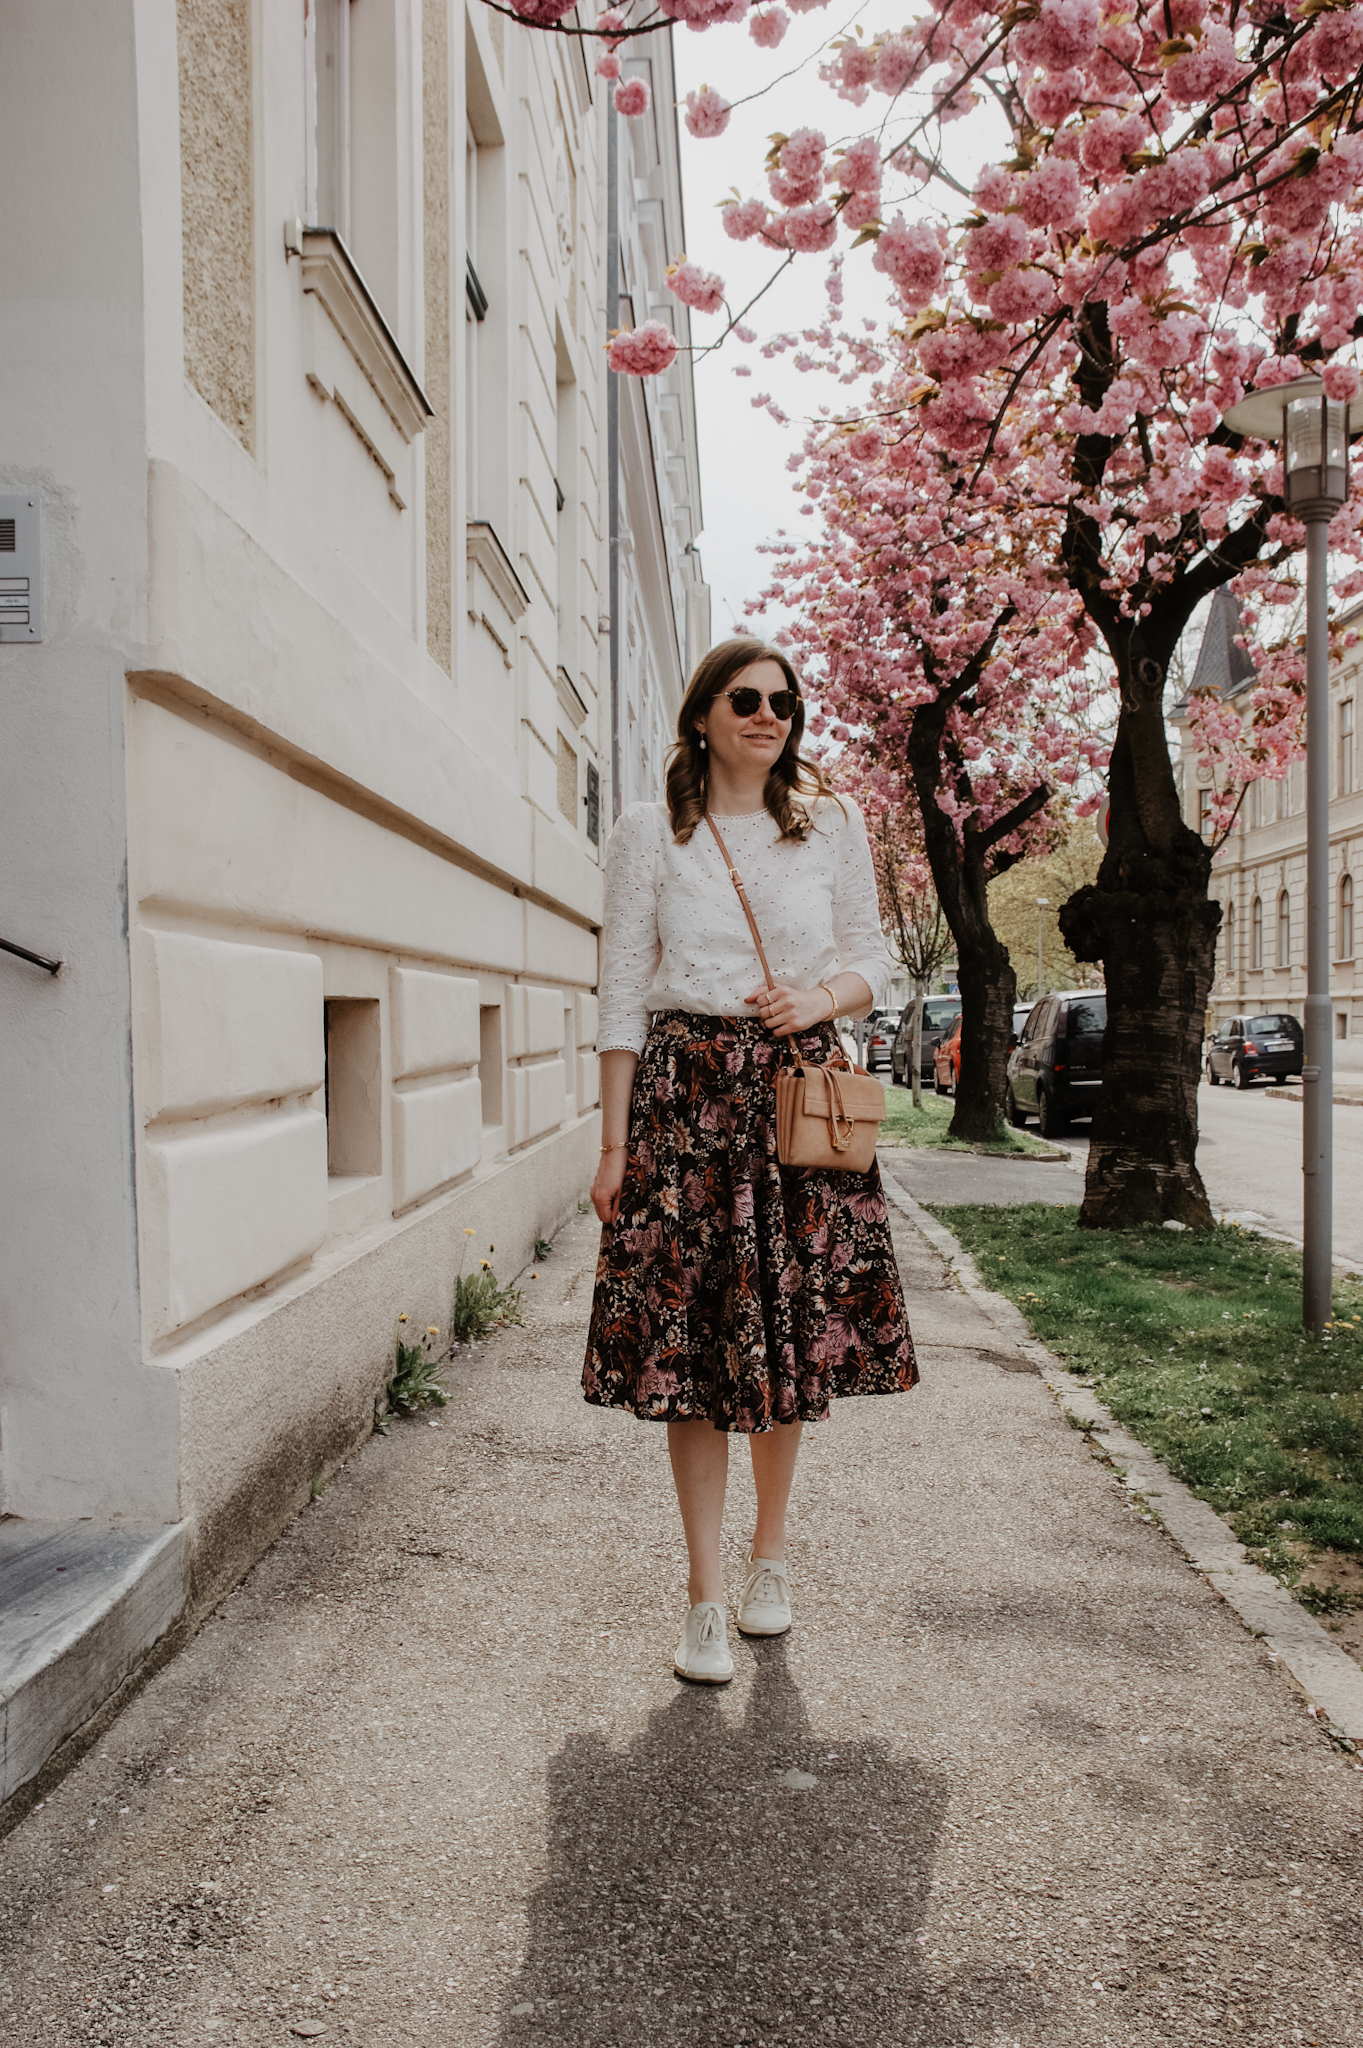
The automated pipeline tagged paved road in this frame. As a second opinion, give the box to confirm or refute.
[3,1205,1360,2047]
[885,1081,1363,1266]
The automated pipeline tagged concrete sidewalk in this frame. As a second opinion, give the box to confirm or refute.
[1,1203,1361,2047]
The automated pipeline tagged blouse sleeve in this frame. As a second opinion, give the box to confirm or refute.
[830,798,893,1008]
[596,804,662,1055]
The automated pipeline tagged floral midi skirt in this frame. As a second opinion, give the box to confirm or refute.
[582,1010,919,1432]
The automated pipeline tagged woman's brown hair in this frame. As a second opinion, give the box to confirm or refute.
[664,637,842,844]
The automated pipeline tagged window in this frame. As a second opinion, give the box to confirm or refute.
[465,121,484,516]
[1066,996,1107,1038]
[1341,698,1355,797]
[1198,786,1213,838]
[1252,895,1263,969]
[310,0,351,241]
[585,761,600,846]
[324,999,382,1179]
[1224,901,1235,975]
[1277,889,1291,969]
[479,1005,503,1129]
[463,44,507,529]
[1340,872,1355,962]
[307,0,399,324]
[556,324,578,680]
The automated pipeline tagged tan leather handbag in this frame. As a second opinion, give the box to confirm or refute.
[705,814,886,1173]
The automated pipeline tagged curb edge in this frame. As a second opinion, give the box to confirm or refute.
[882,1176,1363,1747]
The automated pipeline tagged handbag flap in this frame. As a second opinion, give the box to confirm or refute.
[794,1063,885,1124]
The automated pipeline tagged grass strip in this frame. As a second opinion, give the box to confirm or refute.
[880,1086,1057,1157]
[927,1202,1363,1597]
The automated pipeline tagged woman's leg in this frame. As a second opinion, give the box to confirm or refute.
[748,1420,804,1559]
[667,1419,730,1605]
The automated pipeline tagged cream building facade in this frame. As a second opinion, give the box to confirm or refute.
[1175,589,1363,1041]
[0,0,706,1798]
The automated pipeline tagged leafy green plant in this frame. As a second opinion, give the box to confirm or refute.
[451,1227,524,1345]
[375,1315,449,1432]
[534,1237,554,1261]
[1296,1581,1360,1617]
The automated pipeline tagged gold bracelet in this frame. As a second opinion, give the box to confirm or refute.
[600,1140,628,1153]
[820,983,839,1021]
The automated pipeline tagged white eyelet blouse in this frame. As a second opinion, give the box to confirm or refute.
[596,796,893,1056]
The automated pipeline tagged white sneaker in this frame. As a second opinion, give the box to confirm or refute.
[737,1555,792,1637]
[674,1601,734,1684]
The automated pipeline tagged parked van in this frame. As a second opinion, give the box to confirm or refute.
[1006,990,1107,1137]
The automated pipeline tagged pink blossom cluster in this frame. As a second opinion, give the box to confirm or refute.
[665,258,726,315]
[506,0,577,23]
[613,77,651,118]
[683,86,731,139]
[768,128,826,209]
[607,321,678,376]
[750,5,789,45]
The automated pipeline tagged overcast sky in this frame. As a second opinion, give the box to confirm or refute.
[670,8,1007,639]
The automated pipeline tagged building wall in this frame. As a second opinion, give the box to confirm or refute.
[1176,618,1363,1040]
[0,2,706,1602]
[614,31,710,808]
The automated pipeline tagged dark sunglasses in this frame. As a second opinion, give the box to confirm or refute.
[715,686,801,720]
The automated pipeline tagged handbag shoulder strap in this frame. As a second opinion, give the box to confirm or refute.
[704,813,776,993]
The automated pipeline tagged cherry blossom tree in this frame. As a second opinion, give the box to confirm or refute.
[491,0,1363,1223]
[763,419,1103,1141]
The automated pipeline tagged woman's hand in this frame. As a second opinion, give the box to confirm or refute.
[743,980,836,1038]
[590,1146,629,1226]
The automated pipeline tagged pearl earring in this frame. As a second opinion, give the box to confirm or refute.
[698,735,707,751]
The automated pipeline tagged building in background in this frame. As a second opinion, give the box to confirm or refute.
[1173,588,1362,1041]
[0,0,706,1802]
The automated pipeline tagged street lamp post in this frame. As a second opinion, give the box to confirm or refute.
[1035,897,1048,998]
[1223,378,1352,1333]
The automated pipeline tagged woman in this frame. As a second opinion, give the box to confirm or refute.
[583,638,918,1683]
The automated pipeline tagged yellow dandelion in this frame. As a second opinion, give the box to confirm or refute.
[427,1326,439,1336]
[464,1227,476,1237]
[531,1271,539,1280]
[398,1313,409,1323]
[480,1259,491,1270]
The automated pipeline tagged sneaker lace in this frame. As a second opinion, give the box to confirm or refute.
[695,1605,723,1645]
[746,1563,786,1606]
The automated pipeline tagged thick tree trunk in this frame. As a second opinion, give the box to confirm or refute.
[1059,667,1220,1229]
[951,927,1017,1142]
[905,705,1022,1144]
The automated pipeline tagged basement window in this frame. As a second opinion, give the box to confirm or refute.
[324,998,382,1179]
[479,1005,503,1129]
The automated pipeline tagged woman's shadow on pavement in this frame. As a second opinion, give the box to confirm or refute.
[498,1639,1016,2046]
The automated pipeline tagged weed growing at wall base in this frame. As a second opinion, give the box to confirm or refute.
[451,1232,524,1345]
[375,1316,449,1433]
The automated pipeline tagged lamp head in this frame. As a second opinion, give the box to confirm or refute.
[1222,375,1352,519]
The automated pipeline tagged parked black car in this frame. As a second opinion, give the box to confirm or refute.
[1205,1013,1303,1088]
[863,1009,901,1073]
[891,996,962,1086]
[1006,990,1107,1137]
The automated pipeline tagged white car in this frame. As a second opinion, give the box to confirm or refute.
[864,1010,901,1072]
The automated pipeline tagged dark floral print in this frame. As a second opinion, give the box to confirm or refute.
[583,1012,919,1432]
